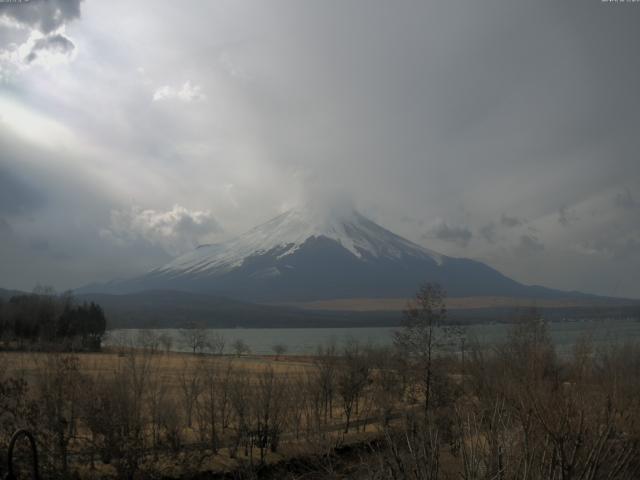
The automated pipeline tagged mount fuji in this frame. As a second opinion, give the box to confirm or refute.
[85,204,590,303]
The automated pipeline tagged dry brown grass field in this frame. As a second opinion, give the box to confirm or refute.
[0,347,401,479]
[2,306,640,479]
[0,349,315,380]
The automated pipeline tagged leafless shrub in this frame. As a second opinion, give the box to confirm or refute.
[253,366,288,462]
[209,332,226,355]
[272,343,288,360]
[336,340,371,434]
[158,332,173,354]
[229,368,252,460]
[136,329,160,354]
[314,342,338,426]
[370,414,441,480]
[178,358,202,429]
[83,349,154,478]
[32,353,85,476]
[195,357,233,453]
[232,339,251,357]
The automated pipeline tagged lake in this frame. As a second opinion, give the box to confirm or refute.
[104,318,640,356]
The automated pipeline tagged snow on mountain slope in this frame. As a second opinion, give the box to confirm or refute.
[157,204,444,278]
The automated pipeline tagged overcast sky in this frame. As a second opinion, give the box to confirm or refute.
[1,0,639,298]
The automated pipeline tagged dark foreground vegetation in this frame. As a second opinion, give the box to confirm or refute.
[0,287,106,351]
[0,284,639,479]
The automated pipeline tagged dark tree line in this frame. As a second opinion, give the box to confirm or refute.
[0,288,106,350]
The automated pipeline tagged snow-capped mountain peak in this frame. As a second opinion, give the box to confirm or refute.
[80,203,577,303]
[158,204,443,277]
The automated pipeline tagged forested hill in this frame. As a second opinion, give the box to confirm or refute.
[77,290,399,328]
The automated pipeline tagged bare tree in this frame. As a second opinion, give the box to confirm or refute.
[136,329,160,353]
[180,322,209,354]
[196,357,234,453]
[394,283,454,420]
[369,347,403,426]
[272,343,287,360]
[253,366,287,461]
[229,369,252,459]
[503,307,556,382]
[79,349,153,479]
[299,369,324,439]
[145,365,169,457]
[158,332,173,354]
[286,372,308,440]
[178,358,202,428]
[314,343,337,425]
[33,354,85,476]
[209,332,226,355]
[232,339,251,357]
[337,340,370,433]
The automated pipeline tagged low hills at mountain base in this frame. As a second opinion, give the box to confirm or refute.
[79,290,638,329]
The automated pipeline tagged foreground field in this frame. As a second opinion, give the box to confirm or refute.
[1,313,640,479]
[0,347,405,479]
[1,349,314,381]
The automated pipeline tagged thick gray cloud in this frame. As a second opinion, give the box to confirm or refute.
[0,165,45,215]
[425,221,472,248]
[558,207,579,228]
[614,188,637,210]
[0,0,639,297]
[0,0,82,75]
[500,214,524,228]
[25,33,75,63]
[0,0,82,34]
[515,234,545,256]
[479,223,497,244]
[578,235,640,262]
